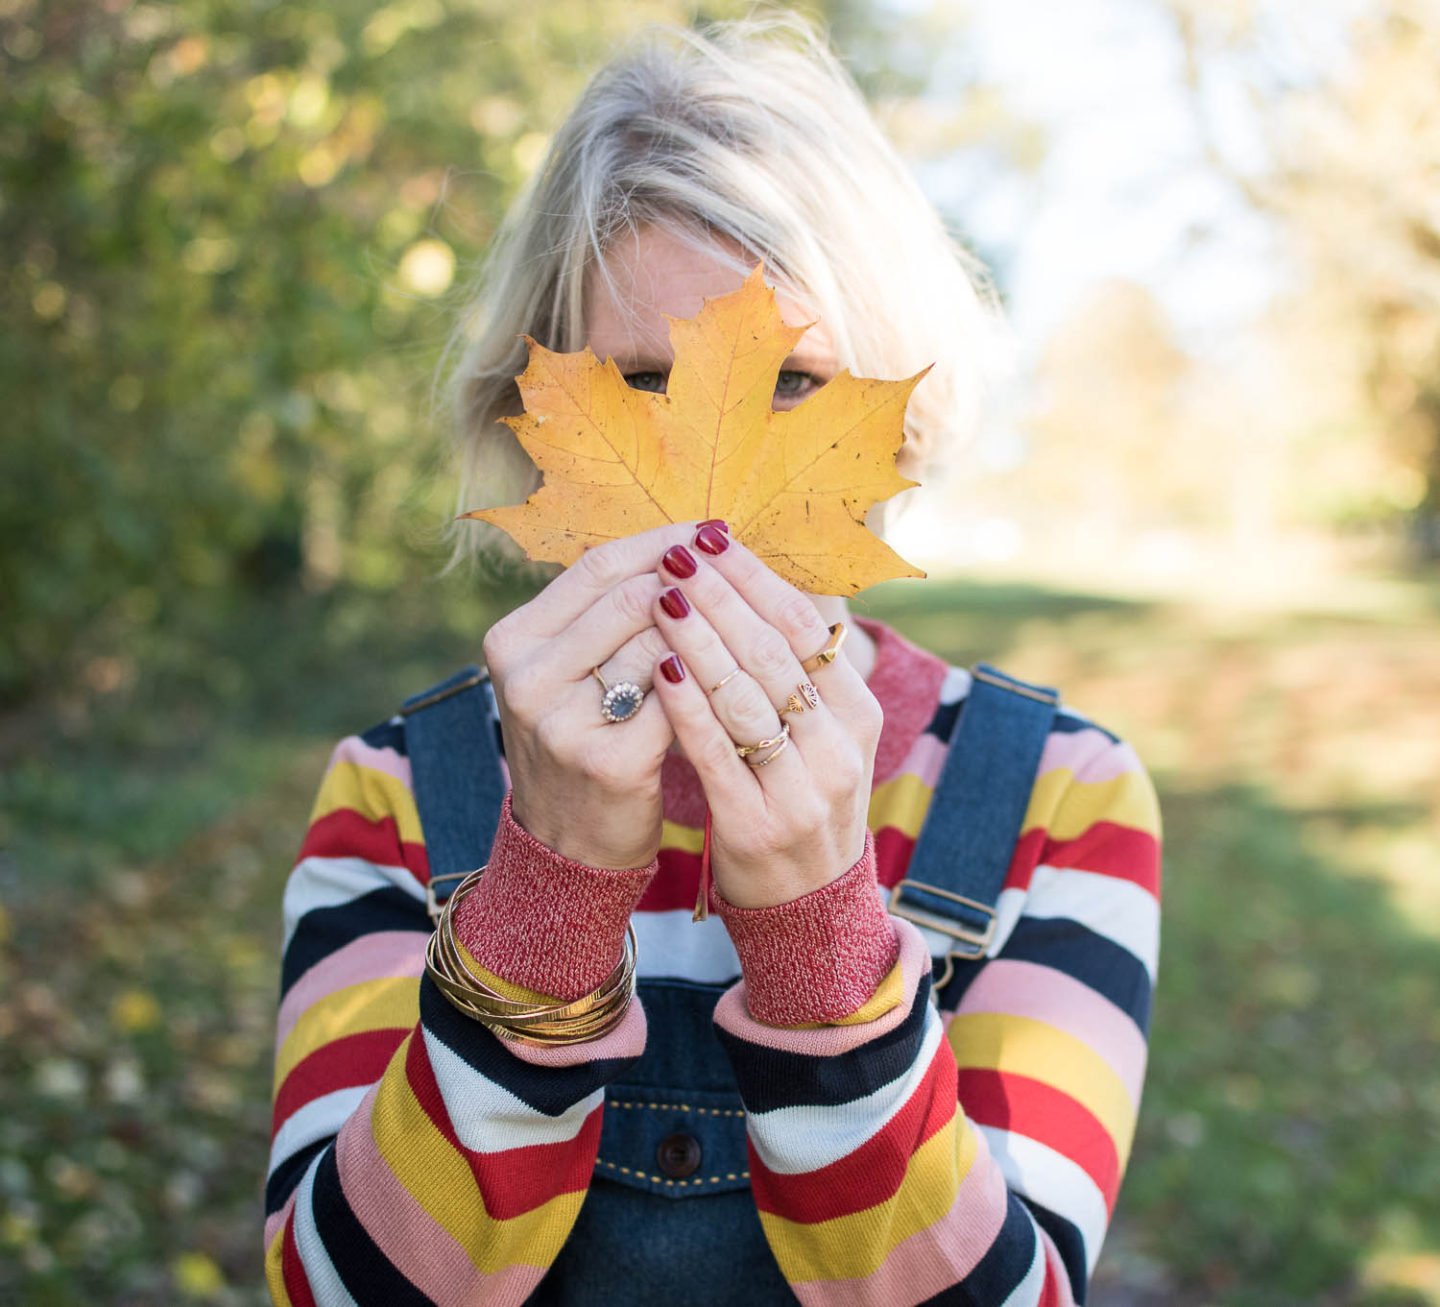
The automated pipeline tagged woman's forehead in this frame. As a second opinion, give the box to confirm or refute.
[583,224,833,366]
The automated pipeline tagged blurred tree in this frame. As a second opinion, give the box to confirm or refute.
[0,0,785,707]
[1167,0,1440,561]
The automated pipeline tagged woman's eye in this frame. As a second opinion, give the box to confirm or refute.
[773,370,819,401]
[623,371,667,394]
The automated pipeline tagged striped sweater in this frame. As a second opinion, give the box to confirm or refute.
[265,617,1162,1305]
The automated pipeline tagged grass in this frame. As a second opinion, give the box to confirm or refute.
[2,567,1438,1304]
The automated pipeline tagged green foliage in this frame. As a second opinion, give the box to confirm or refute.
[0,0,764,706]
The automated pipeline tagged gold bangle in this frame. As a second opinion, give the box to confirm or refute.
[800,622,847,674]
[424,867,637,1046]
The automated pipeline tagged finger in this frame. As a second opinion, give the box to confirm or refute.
[527,572,665,684]
[687,525,867,701]
[514,521,703,639]
[650,653,797,808]
[657,543,824,733]
[559,626,673,739]
[652,582,790,753]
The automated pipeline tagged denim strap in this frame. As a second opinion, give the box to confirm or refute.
[891,663,1058,953]
[400,664,505,901]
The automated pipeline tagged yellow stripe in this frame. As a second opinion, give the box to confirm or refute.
[867,771,932,840]
[370,1037,585,1272]
[947,1011,1136,1161]
[760,1113,979,1281]
[454,938,565,1006]
[274,977,418,1089]
[310,761,424,846]
[264,1225,292,1306]
[661,819,705,854]
[1045,769,1160,842]
[869,765,1160,847]
[787,958,906,1029]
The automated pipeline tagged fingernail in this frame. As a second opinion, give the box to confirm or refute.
[659,654,686,684]
[662,545,698,578]
[698,518,728,534]
[659,587,690,620]
[695,524,729,556]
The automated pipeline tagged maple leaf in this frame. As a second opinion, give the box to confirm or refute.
[462,265,926,596]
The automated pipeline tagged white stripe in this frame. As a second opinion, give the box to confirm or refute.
[268,1086,369,1178]
[977,1125,1107,1274]
[1025,865,1160,980]
[282,855,426,950]
[745,1008,945,1175]
[291,1151,360,1306]
[422,1024,604,1153]
[998,1228,1048,1307]
[632,910,740,984]
[938,665,973,704]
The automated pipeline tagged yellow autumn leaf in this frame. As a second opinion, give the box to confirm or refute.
[463,265,926,596]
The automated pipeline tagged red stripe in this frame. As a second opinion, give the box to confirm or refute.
[1039,823,1160,897]
[637,847,702,912]
[750,1039,958,1223]
[403,1030,602,1220]
[1036,1256,1061,1307]
[272,1029,408,1135]
[299,808,430,883]
[957,1068,1120,1211]
[281,1212,317,1307]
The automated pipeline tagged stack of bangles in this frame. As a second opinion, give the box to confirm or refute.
[424,866,637,1045]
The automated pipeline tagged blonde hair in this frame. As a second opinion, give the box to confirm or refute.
[438,12,1000,570]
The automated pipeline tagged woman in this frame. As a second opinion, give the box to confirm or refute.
[265,16,1161,1306]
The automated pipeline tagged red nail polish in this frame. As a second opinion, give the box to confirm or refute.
[662,545,698,578]
[698,518,729,534]
[659,587,690,620]
[695,524,729,556]
[659,654,686,684]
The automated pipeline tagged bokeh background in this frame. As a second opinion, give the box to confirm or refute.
[3,0,1439,1303]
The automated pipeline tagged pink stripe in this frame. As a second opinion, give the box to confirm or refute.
[888,731,947,789]
[791,1127,1011,1306]
[335,1084,547,1303]
[713,921,929,1053]
[276,932,428,1049]
[329,735,412,789]
[506,992,649,1069]
[263,1187,299,1253]
[1039,730,1141,784]
[951,959,1148,1106]
[1040,1223,1079,1307]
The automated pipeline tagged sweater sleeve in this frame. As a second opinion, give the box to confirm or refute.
[264,725,655,1307]
[712,731,1162,1306]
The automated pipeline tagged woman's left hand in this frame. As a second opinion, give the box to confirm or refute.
[648,523,883,909]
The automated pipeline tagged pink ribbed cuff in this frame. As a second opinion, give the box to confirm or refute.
[450,793,657,1002]
[713,830,900,1026]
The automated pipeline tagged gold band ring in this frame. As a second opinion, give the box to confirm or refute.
[734,719,790,758]
[707,666,742,696]
[800,622,847,674]
[592,666,645,723]
[779,680,821,718]
[746,733,791,767]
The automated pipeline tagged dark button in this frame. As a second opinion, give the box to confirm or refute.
[655,1132,702,1179]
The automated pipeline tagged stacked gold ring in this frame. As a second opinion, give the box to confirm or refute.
[425,866,637,1045]
[734,719,791,767]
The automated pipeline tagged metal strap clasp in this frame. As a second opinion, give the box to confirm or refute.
[890,878,998,990]
[426,869,480,926]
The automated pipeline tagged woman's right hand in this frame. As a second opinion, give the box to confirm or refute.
[481,523,701,869]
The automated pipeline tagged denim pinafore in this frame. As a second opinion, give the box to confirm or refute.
[400,661,1057,1305]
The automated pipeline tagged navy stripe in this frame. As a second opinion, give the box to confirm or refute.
[923,1189,1039,1304]
[999,916,1153,1035]
[310,1144,437,1306]
[281,886,427,994]
[716,972,933,1113]
[360,717,407,754]
[419,975,638,1116]
[266,1138,328,1215]
[1026,1196,1089,1304]
[1050,710,1119,742]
